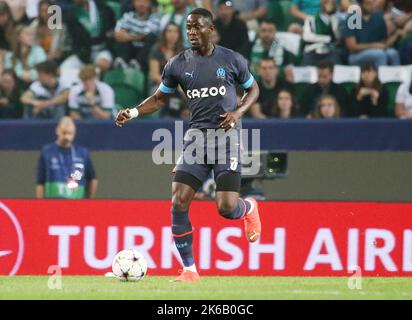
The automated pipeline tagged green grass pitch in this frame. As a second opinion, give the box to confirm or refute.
[0,276,411,300]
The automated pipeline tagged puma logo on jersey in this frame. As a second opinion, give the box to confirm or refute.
[186,86,226,99]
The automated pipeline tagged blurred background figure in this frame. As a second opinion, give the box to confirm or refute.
[301,0,342,65]
[250,58,292,118]
[36,116,98,199]
[350,62,388,118]
[342,0,400,67]
[302,60,349,117]
[272,88,299,119]
[148,22,188,118]
[3,24,47,85]
[21,60,69,119]
[0,69,23,118]
[29,0,69,63]
[250,19,288,74]
[395,71,412,119]
[113,0,160,72]
[69,64,115,120]
[0,1,17,52]
[213,0,250,59]
[313,94,341,119]
[289,0,321,34]
[160,0,193,48]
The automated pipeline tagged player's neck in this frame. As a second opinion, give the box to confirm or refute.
[194,43,215,57]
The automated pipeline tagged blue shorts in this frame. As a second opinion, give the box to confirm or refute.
[175,128,242,184]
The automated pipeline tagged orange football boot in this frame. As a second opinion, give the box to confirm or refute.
[243,197,261,242]
[170,269,200,282]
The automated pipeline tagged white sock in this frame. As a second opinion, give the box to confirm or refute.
[245,199,255,215]
[183,264,197,273]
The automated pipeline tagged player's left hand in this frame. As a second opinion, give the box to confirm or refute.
[219,111,241,131]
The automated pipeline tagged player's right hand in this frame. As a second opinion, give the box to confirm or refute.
[115,109,132,127]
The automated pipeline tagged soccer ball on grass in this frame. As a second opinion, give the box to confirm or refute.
[111,249,148,281]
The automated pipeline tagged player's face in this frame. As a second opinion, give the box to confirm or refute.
[56,125,76,147]
[187,14,213,50]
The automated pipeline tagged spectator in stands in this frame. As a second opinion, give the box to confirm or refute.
[0,1,17,51]
[227,0,267,32]
[350,62,388,118]
[21,60,69,119]
[342,0,401,67]
[63,0,115,64]
[395,75,412,119]
[289,0,322,34]
[313,94,341,118]
[160,0,193,48]
[302,60,349,117]
[148,22,188,118]
[69,65,115,120]
[249,58,292,118]
[272,89,299,119]
[213,0,250,59]
[30,0,69,63]
[3,0,26,23]
[113,0,160,72]
[302,0,342,65]
[3,24,47,84]
[0,69,23,118]
[398,19,412,64]
[376,0,411,36]
[36,116,98,199]
[250,19,290,74]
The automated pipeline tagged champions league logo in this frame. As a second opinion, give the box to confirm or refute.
[216,67,226,79]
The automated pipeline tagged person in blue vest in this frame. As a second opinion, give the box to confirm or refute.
[36,116,98,199]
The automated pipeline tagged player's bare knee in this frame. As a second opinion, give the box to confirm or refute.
[217,200,237,218]
[172,193,191,211]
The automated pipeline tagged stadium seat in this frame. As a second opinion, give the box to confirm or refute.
[378,65,412,116]
[383,82,401,117]
[104,68,146,95]
[103,68,155,116]
[333,65,361,95]
[290,66,317,107]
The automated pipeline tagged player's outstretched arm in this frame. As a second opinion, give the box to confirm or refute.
[115,89,169,127]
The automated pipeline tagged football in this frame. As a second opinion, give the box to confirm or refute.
[111,249,148,281]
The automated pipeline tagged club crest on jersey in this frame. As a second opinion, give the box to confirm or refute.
[216,67,225,79]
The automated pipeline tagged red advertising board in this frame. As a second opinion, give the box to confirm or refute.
[0,200,411,276]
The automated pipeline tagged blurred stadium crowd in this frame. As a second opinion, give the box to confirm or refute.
[0,0,412,120]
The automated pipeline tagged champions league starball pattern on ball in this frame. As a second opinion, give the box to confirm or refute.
[111,249,148,282]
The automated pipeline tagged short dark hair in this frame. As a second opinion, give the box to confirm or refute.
[316,60,334,72]
[260,19,276,27]
[35,60,58,76]
[188,7,214,22]
[260,57,277,66]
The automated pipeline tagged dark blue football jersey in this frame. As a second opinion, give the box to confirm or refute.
[159,45,254,129]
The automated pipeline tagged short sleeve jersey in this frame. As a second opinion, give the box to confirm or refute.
[160,45,254,129]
